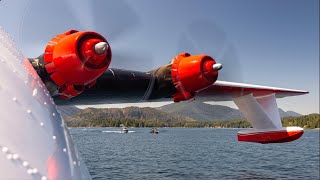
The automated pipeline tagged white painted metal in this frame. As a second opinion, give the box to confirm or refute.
[215,80,308,94]
[238,127,303,135]
[255,94,282,128]
[0,27,91,179]
[233,94,277,129]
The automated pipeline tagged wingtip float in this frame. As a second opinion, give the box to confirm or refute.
[238,127,304,144]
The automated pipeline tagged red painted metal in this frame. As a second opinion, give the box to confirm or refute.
[44,30,112,99]
[79,38,108,69]
[238,128,304,143]
[171,53,219,102]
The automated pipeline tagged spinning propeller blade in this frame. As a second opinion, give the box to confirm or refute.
[19,0,151,69]
[177,20,243,82]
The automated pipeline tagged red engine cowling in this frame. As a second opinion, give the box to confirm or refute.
[43,30,112,99]
[171,53,219,102]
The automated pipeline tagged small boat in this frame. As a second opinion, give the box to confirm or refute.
[122,127,129,133]
[150,128,159,134]
[120,124,129,133]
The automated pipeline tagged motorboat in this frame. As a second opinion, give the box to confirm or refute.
[150,128,159,134]
[120,124,129,133]
[122,127,129,133]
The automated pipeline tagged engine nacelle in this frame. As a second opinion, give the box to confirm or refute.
[171,53,219,102]
[43,30,111,99]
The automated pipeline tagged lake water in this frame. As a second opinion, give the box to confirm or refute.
[70,128,319,180]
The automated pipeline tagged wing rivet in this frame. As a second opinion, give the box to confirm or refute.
[40,122,44,127]
[41,176,48,180]
[27,110,32,114]
[6,153,13,160]
[12,97,17,102]
[32,168,38,174]
[52,136,56,140]
[12,153,19,160]
[27,169,33,174]
[2,147,8,153]
[22,161,29,167]
[32,89,38,96]
[63,148,67,152]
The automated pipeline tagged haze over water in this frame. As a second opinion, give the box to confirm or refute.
[71,128,319,180]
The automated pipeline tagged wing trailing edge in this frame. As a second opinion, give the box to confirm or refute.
[196,80,308,101]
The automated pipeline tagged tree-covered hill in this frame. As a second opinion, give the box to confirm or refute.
[64,107,195,127]
[64,106,319,129]
[158,101,302,121]
[282,114,319,129]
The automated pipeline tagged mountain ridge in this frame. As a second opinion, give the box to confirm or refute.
[64,106,195,123]
[158,101,302,121]
[60,101,302,122]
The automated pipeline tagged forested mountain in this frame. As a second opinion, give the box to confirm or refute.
[159,101,302,120]
[63,105,318,129]
[64,107,194,127]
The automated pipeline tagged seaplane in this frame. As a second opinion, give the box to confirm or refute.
[0,1,308,179]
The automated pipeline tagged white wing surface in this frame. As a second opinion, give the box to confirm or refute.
[196,80,308,101]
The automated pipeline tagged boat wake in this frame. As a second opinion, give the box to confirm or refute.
[102,130,136,133]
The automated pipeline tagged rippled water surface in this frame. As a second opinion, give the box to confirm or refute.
[70,128,319,180]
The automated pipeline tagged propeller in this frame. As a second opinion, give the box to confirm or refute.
[19,0,152,69]
[175,20,243,121]
[176,20,243,82]
[19,1,241,103]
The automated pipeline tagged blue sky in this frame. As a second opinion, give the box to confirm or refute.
[0,0,318,114]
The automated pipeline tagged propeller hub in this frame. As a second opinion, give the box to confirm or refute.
[80,38,109,69]
[202,59,219,82]
[212,63,223,71]
[94,42,108,55]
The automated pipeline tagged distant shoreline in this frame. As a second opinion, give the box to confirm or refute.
[68,126,320,130]
[65,113,319,129]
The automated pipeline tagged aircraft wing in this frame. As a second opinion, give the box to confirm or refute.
[195,80,308,101]
[25,29,306,106]
[53,68,308,106]
[28,29,308,144]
